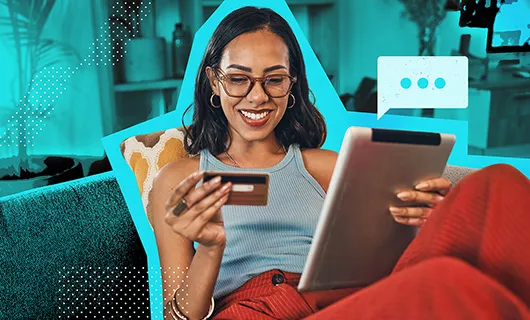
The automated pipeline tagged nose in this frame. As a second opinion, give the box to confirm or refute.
[246,81,269,105]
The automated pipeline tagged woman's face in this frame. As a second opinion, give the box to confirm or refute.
[207,30,292,144]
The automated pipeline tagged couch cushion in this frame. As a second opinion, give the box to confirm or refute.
[443,165,477,186]
[120,127,189,223]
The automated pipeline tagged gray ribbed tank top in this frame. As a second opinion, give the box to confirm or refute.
[197,143,325,299]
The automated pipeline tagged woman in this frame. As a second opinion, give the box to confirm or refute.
[151,6,530,320]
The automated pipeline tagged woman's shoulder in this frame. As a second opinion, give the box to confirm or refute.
[299,147,338,193]
[299,147,338,161]
[153,155,201,191]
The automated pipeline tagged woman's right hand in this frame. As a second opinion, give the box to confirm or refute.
[164,171,232,250]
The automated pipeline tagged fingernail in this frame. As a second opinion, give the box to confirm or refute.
[435,194,444,202]
[194,171,203,178]
[415,182,429,190]
[221,182,232,191]
[394,216,408,223]
[397,192,411,200]
[389,207,403,214]
[212,176,222,183]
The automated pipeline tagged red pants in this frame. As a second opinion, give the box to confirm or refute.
[213,164,530,319]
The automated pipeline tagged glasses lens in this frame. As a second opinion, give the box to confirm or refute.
[224,74,251,97]
[265,75,291,97]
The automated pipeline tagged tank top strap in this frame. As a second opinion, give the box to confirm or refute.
[199,148,210,172]
[291,144,326,198]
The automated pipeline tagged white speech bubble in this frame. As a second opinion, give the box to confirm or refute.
[377,56,468,119]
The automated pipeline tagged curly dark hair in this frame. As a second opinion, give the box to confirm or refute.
[182,6,327,156]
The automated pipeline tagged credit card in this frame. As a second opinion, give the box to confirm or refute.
[203,171,269,206]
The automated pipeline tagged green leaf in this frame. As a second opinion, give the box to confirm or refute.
[35,38,80,72]
[13,0,55,31]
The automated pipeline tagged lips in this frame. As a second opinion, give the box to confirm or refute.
[238,109,273,127]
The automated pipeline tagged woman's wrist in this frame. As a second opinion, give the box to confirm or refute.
[196,243,225,258]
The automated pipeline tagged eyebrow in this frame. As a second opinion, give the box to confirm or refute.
[226,64,287,73]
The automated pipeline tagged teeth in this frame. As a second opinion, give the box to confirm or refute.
[240,110,270,120]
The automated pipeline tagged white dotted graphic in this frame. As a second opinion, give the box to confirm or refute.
[1,1,152,148]
[57,265,191,319]
[163,266,193,316]
[58,265,149,319]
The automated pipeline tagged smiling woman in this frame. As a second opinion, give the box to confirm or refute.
[149,5,530,320]
[181,7,326,160]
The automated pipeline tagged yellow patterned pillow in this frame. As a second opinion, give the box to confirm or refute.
[120,127,190,225]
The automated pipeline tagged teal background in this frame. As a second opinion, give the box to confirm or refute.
[1,0,529,319]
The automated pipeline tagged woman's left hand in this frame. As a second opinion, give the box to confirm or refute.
[389,177,452,227]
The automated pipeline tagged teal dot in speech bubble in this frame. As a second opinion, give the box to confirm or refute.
[435,77,446,89]
[418,77,429,89]
[400,77,412,89]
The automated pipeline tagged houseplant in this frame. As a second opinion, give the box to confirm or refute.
[397,0,447,56]
[0,0,84,197]
[396,0,447,117]
[109,0,165,83]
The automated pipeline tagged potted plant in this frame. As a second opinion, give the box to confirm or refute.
[109,0,166,83]
[396,0,447,117]
[0,0,85,197]
[397,0,447,56]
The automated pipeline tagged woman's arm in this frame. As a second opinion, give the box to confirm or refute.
[151,159,228,319]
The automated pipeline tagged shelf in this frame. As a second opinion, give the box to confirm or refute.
[114,79,183,92]
[202,0,334,6]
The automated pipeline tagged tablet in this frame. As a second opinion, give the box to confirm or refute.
[297,126,456,292]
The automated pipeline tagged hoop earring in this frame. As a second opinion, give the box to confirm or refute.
[287,93,296,109]
[210,92,221,109]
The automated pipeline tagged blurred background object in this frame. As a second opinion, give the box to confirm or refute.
[395,0,448,117]
[109,0,166,83]
[171,22,191,78]
[1,0,530,197]
[340,77,377,113]
[397,0,447,57]
[0,0,103,197]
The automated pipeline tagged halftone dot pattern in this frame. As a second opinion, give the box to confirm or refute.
[58,265,151,319]
[0,0,152,149]
[56,265,195,319]
[162,266,195,317]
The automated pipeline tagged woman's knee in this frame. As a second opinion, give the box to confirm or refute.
[482,164,523,177]
[463,164,527,188]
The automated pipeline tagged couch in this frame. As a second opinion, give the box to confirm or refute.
[1,129,476,319]
[0,171,149,320]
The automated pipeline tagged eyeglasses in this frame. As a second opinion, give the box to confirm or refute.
[214,68,297,98]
